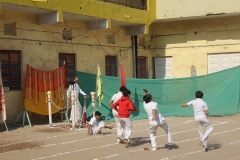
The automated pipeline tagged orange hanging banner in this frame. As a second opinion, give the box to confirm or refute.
[24,65,66,115]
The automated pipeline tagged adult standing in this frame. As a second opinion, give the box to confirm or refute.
[67,76,88,123]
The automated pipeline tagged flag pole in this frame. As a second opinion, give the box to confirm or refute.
[95,64,98,94]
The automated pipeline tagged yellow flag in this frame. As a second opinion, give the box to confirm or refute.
[97,65,103,106]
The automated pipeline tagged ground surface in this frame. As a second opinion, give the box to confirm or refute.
[0,114,240,160]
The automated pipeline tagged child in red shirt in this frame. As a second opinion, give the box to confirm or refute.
[112,89,138,148]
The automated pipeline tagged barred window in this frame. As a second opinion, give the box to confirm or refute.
[59,53,75,85]
[105,56,117,76]
[137,56,147,78]
[0,51,21,90]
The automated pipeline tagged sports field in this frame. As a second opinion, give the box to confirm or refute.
[0,114,240,160]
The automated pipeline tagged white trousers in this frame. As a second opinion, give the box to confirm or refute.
[119,118,132,142]
[112,109,124,137]
[149,121,172,148]
[92,121,105,134]
[70,100,82,123]
[194,115,213,142]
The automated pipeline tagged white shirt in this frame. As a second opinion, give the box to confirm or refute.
[67,83,86,98]
[111,92,122,109]
[143,101,165,124]
[187,98,208,116]
[89,117,98,131]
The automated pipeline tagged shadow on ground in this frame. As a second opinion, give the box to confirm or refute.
[130,137,151,147]
[208,143,222,150]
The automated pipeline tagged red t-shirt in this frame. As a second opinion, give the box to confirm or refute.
[113,96,137,118]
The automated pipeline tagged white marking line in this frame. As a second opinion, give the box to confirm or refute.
[0,120,196,155]
[162,140,240,160]
[32,122,227,159]
[0,129,86,148]
[31,143,117,160]
[93,122,237,160]
[0,119,193,150]
[0,134,114,155]
[156,121,228,139]
[228,155,240,160]
[24,121,202,159]
[174,127,240,144]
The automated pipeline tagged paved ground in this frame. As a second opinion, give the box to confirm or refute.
[0,114,240,160]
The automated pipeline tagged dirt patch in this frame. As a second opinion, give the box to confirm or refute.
[0,142,41,153]
[34,128,69,133]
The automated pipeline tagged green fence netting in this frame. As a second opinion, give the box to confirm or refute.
[76,66,240,121]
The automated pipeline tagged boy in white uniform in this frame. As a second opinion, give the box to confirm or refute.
[143,91,174,151]
[181,91,213,152]
[109,86,126,143]
[87,111,114,135]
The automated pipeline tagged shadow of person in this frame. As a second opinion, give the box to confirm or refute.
[162,143,179,149]
[132,88,140,117]
[128,137,150,147]
[208,143,222,150]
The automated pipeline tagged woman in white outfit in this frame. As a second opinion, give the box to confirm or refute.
[143,91,174,151]
[67,77,88,123]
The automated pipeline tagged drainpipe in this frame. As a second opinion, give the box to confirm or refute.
[134,35,138,78]
[131,35,138,78]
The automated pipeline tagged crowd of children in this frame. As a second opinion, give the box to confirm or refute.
[87,87,213,152]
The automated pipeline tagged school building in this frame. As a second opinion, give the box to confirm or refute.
[0,0,240,123]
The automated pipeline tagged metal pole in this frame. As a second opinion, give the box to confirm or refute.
[22,110,25,127]
[131,36,136,78]
[134,35,138,78]
[47,91,52,128]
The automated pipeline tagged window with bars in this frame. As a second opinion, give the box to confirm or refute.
[62,28,72,40]
[59,53,75,85]
[105,56,117,76]
[0,51,21,90]
[4,22,16,36]
[137,56,147,79]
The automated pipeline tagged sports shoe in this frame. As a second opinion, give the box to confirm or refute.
[201,138,208,149]
[205,148,208,152]
[151,147,157,151]
[200,141,205,147]
[117,139,121,143]
[168,140,175,145]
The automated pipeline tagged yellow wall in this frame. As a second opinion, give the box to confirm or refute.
[156,0,240,20]
[0,0,156,34]
[0,9,153,123]
[150,16,240,78]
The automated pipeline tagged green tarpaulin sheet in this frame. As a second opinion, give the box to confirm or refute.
[77,66,240,121]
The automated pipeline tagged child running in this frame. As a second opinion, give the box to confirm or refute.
[87,111,114,135]
[111,89,138,148]
[143,89,174,151]
[109,86,126,143]
[181,91,213,152]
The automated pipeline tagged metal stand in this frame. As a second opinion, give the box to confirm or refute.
[12,109,32,127]
[0,121,8,131]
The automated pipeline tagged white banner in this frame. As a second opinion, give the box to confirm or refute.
[0,62,6,123]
